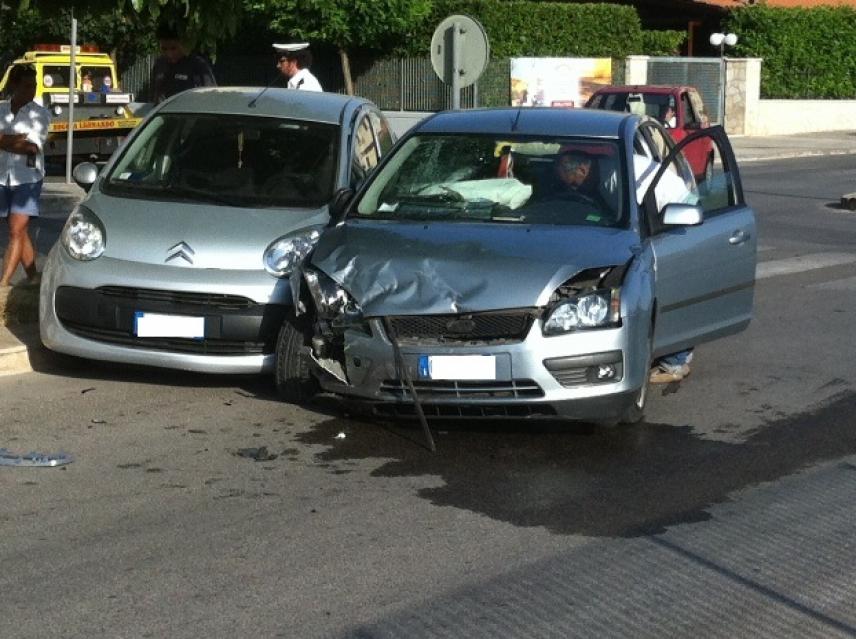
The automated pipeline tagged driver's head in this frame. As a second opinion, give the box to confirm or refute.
[556,151,593,188]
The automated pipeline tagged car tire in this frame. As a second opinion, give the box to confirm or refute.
[275,314,319,404]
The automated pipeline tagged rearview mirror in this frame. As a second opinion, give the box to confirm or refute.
[72,162,99,192]
[662,203,703,227]
[328,187,354,227]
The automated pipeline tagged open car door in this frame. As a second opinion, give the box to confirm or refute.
[640,124,756,359]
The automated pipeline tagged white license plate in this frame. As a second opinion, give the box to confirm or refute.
[134,312,204,338]
[418,355,496,380]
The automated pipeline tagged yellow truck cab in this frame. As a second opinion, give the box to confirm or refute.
[0,44,143,160]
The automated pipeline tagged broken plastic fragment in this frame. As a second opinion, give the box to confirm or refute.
[0,448,74,467]
[335,432,346,440]
[236,447,278,462]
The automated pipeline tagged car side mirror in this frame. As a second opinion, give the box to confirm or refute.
[72,162,99,192]
[662,203,703,227]
[328,187,354,227]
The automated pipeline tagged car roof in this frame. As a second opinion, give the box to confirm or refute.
[158,87,371,124]
[592,85,695,95]
[414,107,632,138]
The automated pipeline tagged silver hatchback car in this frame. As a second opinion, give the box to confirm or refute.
[278,108,756,424]
[40,87,394,373]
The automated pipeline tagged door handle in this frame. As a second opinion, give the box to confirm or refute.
[729,230,750,245]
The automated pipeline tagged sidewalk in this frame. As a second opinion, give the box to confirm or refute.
[1,130,855,376]
[730,129,856,163]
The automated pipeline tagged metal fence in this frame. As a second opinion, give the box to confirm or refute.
[646,57,724,123]
[121,54,626,111]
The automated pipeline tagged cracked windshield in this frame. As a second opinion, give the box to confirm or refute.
[358,134,626,227]
[105,113,337,207]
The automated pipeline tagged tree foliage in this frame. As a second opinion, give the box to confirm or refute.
[253,0,432,52]
[725,5,856,98]
[406,1,645,58]
[14,0,243,53]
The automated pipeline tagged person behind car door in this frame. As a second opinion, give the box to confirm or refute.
[273,43,323,92]
[150,23,217,103]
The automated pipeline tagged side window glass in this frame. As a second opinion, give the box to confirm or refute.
[368,110,394,155]
[696,138,739,215]
[682,92,699,127]
[351,114,380,188]
[689,91,708,126]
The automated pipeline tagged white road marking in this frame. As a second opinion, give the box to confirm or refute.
[809,275,856,290]
[756,253,856,280]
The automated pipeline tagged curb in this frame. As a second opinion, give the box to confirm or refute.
[0,286,42,376]
[0,324,40,377]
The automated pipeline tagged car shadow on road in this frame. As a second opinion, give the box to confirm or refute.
[295,390,856,538]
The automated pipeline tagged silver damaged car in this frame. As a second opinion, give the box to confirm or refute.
[40,87,394,374]
[278,108,756,424]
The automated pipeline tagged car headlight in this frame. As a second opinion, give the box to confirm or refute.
[543,289,620,335]
[303,268,364,326]
[62,205,106,261]
[263,227,323,277]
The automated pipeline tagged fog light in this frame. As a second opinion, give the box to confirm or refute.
[596,364,616,380]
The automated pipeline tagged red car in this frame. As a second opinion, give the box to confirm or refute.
[585,85,714,182]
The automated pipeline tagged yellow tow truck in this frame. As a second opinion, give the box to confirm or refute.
[0,44,143,160]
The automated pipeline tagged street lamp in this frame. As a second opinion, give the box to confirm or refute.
[710,32,738,128]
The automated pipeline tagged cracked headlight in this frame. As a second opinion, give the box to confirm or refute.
[62,205,106,261]
[303,268,364,325]
[543,289,620,335]
[263,227,322,277]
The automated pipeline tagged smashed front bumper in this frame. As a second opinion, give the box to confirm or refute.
[310,312,648,421]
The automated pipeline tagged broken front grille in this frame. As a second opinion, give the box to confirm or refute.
[386,309,537,344]
[380,379,544,401]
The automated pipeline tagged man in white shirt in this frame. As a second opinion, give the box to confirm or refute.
[0,64,50,287]
[273,43,323,92]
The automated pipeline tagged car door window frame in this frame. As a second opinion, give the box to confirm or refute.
[350,109,383,189]
[643,124,745,231]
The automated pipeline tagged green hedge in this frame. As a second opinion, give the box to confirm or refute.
[405,1,646,58]
[725,5,856,98]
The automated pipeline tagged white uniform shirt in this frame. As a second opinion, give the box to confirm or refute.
[0,100,50,186]
[287,68,323,92]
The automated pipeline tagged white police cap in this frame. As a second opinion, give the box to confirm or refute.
[273,43,309,53]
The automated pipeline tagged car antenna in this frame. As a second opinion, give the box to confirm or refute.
[511,107,523,132]
[383,318,436,453]
[248,74,284,109]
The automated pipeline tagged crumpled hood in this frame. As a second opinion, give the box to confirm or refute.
[310,220,640,316]
[86,190,327,270]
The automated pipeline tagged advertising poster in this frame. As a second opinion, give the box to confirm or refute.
[510,58,612,108]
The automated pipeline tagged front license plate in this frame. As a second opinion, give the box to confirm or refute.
[134,312,204,339]
[418,355,496,380]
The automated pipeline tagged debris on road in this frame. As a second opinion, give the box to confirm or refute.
[235,446,278,462]
[0,448,73,467]
[81,387,96,394]
[335,432,347,440]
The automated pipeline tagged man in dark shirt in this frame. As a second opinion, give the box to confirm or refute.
[150,24,216,103]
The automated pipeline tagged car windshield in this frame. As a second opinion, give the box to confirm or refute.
[104,113,338,208]
[356,134,626,227]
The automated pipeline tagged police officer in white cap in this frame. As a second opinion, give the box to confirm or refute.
[273,43,323,91]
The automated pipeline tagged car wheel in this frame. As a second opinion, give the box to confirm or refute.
[275,314,319,404]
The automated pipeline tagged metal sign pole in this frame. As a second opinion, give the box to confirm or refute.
[66,16,77,183]
[451,22,461,110]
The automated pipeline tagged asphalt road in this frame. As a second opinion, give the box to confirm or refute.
[2,155,856,638]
